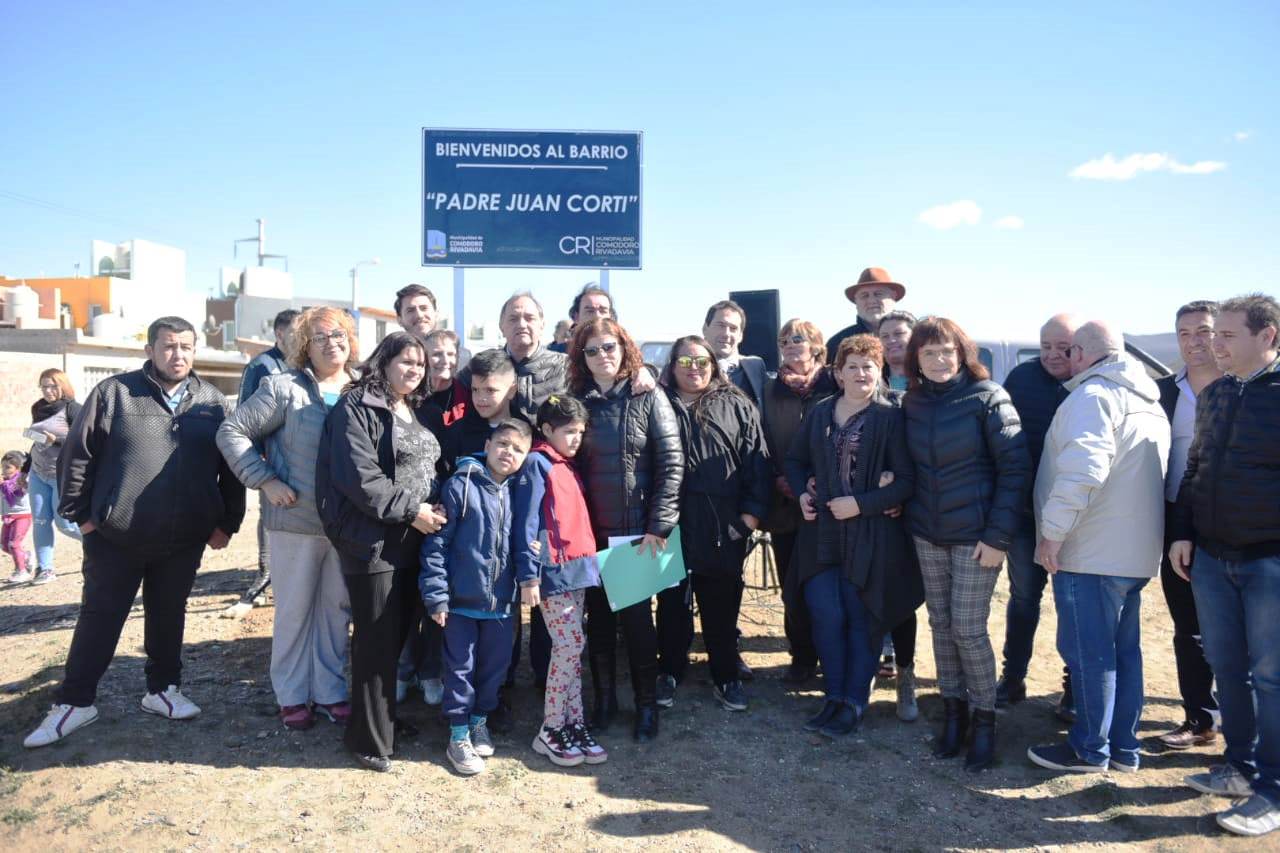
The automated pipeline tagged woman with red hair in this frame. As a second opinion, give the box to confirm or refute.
[568,318,683,744]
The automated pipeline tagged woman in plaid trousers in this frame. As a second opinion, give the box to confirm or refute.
[902,317,1031,773]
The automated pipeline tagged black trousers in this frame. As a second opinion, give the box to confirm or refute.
[57,533,205,707]
[889,611,918,670]
[1161,541,1218,729]
[341,565,416,758]
[691,573,745,686]
[772,529,819,667]
[586,579,689,699]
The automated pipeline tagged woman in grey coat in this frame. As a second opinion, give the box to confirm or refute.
[217,307,360,731]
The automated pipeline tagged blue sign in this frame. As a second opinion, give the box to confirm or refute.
[422,128,642,269]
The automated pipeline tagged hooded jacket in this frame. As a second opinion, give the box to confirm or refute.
[57,363,245,549]
[668,384,773,576]
[315,388,437,572]
[1171,356,1280,558]
[217,368,333,536]
[903,370,1030,550]
[419,455,535,616]
[1035,355,1170,578]
[576,378,683,545]
[512,441,601,596]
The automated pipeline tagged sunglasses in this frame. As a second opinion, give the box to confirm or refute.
[675,355,712,370]
[310,330,348,346]
[779,334,807,345]
[583,341,619,358]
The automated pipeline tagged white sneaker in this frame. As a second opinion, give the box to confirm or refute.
[6,568,33,585]
[24,703,98,748]
[1217,794,1280,837]
[422,678,444,706]
[141,685,201,720]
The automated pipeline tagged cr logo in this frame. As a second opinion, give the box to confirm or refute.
[559,236,593,255]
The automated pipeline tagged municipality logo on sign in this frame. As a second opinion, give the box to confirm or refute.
[426,230,447,259]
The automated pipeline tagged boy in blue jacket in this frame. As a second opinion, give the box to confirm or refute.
[420,419,536,776]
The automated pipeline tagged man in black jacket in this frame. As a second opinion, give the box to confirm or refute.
[1171,294,1280,838]
[25,317,246,749]
[1154,301,1221,751]
[995,313,1076,718]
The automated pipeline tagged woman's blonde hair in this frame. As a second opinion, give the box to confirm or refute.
[286,306,360,374]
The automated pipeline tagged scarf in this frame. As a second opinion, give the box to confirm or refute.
[31,397,73,424]
[778,361,822,397]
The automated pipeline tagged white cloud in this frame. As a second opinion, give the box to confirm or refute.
[918,200,982,230]
[1233,131,1250,142]
[994,215,1025,230]
[1069,152,1226,180]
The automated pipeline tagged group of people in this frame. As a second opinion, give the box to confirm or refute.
[10,271,1279,837]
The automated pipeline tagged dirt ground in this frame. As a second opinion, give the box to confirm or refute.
[0,502,1258,852]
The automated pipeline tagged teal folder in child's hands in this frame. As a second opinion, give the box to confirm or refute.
[597,527,687,612]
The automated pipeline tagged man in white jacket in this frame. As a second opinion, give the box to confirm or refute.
[1027,321,1171,774]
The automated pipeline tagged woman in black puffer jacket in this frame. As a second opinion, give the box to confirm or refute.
[902,317,1030,773]
[662,335,772,714]
[569,318,683,744]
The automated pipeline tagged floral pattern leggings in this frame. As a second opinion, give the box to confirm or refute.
[540,589,587,729]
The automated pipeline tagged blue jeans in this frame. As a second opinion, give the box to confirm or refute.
[27,470,82,572]
[1053,571,1147,767]
[805,568,878,707]
[1001,519,1045,683]
[1191,550,1280,806]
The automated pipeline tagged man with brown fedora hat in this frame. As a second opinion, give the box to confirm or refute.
[826,267,907,365]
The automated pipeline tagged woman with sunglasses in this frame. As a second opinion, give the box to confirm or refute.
[902,317,1030,772]
[660,336,772,711]
[568,318,683,743]
[760,320,838,685]
[218,308,362,731]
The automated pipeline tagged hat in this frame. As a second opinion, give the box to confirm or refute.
[845,267,906,303]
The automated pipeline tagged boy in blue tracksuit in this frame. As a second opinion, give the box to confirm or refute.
[420,419,536,776]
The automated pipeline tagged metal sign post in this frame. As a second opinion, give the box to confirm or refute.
[453,266,466,340]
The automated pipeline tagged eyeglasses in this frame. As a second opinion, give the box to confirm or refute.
[779,334,807,345]
[583,341,619,358]
[675,355,712,369]
[310,330,348,346]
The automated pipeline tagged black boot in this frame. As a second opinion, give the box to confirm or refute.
[588,652,618,732]
[632,663,660,744]
[966,709,996,772]
[933,698,970,758]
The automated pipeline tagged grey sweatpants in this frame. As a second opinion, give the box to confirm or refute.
[915,537,1000,712]
[267,530,351,707]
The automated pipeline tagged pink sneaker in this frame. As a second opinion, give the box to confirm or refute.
[314,701,351,725]
[567,721,608,764]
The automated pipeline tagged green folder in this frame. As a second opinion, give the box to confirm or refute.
[597,527,687,612]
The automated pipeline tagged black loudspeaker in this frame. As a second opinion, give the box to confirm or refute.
[729,289,781,371]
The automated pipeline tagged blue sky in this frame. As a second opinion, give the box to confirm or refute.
[2,1,1276,343]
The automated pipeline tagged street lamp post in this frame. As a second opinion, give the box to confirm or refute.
[350,257,381,312]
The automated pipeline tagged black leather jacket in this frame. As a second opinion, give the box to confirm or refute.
[903,370,1031,550]
[576,378,683,545]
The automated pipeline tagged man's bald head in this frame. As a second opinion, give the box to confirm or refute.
[1070,320,1122,375]
[1039,313,1081,380]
